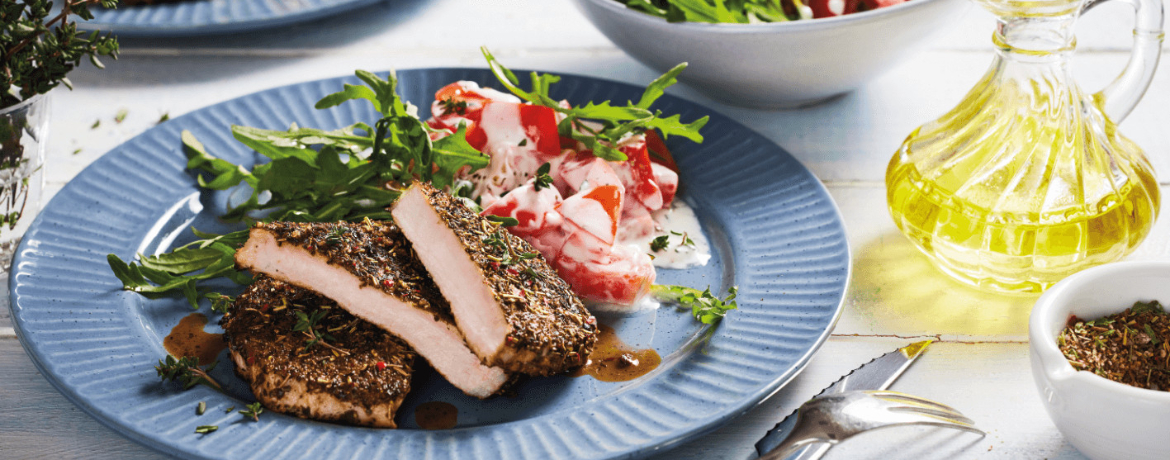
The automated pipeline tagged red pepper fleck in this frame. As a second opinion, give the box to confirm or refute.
[586,316,596,325]
[506,268,519,276]
[376,361,386,371]
[260,304,270,312]
[247,355,256,365]
[490,261,501,270]
[505,336,514,344]
[382,279,393,288]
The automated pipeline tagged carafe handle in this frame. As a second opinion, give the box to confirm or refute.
[1086,0,1164,123]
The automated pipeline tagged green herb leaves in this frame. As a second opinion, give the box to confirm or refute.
[108,230,249,309]
[618,0,797,24]
[533,162,554,191]
[293,309,335,351]
[651,285,738,325]
[481,47,707,162]
[650,235,670,252]
[155,355,222,392]
[1,0,120,109]
[239,402,263,422]
[110,70,491,307]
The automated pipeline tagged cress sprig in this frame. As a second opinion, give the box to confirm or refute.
[481,47,708,162]
[651,285,739,325]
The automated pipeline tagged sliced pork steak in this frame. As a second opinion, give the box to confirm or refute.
[221,275,415,428]
[234,220,510,398]
[392,183,598,376]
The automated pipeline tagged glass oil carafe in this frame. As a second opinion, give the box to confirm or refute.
[886,0,1164,293]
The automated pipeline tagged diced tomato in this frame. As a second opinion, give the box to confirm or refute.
[554,241,655,305]
[619,202,657,243]
[556,184,623,245]
[555,152,624,197]
[481,182,563,237]
[651,163,678,206]
[614,139,664,211]
[519,105,561,158]
[644,130,678,172]
[481,182,569,260]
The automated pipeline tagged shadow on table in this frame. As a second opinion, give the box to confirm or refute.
[847,232,1035,338]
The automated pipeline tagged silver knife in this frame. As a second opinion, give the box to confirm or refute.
[754,340,933,460]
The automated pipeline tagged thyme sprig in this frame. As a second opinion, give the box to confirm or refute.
[155,355,222,391]
[293,309,336,351]
[1,0,120,108]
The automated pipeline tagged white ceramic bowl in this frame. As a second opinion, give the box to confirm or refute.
[572,0,970,108]
[1030,261,1170,460]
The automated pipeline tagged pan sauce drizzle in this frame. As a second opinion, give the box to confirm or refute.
[572,325,661,382]
[415,401,458,430]
[164,313,226,365]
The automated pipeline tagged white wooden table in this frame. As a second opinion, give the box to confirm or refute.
[1,0,1162,458]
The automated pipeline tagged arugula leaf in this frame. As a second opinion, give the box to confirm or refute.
[431,124,489,189]
[617,0,795,23]
[111,70,493,308]
[480,47,706,161]
[651,284,739,324]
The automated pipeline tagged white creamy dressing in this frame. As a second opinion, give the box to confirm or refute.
[626,201,711,269]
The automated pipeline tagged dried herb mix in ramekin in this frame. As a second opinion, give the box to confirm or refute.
[1058,301,1170,391]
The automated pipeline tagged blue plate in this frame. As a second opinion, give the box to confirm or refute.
[9,69,849,459]
[78,0,383,36]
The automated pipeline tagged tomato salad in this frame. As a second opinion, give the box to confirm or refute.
[426,81,710,310]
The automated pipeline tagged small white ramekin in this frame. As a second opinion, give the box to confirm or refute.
[1030,261,1170,460]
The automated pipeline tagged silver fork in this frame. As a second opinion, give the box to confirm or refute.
[759,390,986,460]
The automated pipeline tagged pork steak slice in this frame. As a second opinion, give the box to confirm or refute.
[221,275,415,428]
[392,183,598,376]
[234,220,510,399]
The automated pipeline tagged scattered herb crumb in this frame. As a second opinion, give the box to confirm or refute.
[196,401,206,416]
[114,108,128,124]
[71,148,82,155]
[195,425,217,434]
[671,230,695,247]
[158,113,170,124]
[90,119,100,129]
[224,406,235,413]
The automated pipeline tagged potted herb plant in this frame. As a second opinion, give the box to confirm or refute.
[0,0,119,258]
